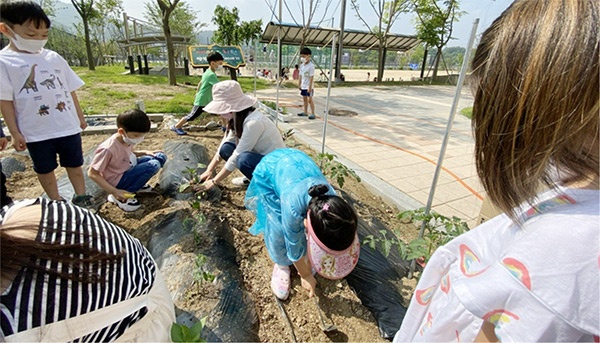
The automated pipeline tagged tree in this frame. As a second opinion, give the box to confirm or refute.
[272,0,336,50]
[38,0,57,17]
[156,0,181,86]
[239,20,263,46]
[412,0,463,80]
[88,0,123,66]
[211,5,262,80]
[71,0,97,70]
[350,0,411,82]
[441,46,465,70]
[46,27,87,66]
[144,1,204,65]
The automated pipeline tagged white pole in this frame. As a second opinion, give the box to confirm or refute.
[275,0,282,127]
[408,18,480,278]
[335,0,346,82]
[321,34,337,155]
[253,40,257,97]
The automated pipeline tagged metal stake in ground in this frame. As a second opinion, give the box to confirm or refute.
[313,297,337,332]
[275,297,297,343]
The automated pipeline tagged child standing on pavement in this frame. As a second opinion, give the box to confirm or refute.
[88,109,166,212]
[171,52,224,135]
[0,0,92,208]
[298,48,316,120]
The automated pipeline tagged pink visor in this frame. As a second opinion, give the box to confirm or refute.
[306,212,360,280]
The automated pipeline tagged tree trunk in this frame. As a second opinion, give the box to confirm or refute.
[83,19,95,71]
[432,50,441,81]
[377,45,386,83]
[162,15,177,85]
[420,45,428,80]
[229,67,237,81]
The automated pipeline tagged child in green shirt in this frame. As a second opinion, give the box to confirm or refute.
[171,52,224,135]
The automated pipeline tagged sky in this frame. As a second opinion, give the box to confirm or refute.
[119,0,514,49]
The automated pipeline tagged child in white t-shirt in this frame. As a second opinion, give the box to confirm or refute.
[298,47,316,120]
[0,1,92,208]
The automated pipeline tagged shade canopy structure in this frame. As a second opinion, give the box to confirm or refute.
[117,35,192,49]
[260,21,420,51]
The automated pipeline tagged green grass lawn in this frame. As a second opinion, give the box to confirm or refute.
[459,106,473,119]
[73,65,270,115]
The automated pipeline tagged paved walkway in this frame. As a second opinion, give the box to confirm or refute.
[255,85,484,227]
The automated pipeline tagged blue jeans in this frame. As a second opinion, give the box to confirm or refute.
[219,142,264,179]
[116,153,167,192]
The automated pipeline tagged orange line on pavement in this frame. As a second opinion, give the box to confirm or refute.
[319,116,484,200]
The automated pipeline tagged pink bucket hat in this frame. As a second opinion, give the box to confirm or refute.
[204,80,257,114]
[306,212,360,280]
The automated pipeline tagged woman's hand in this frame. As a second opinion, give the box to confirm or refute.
[193,179,217,192]
[300,274,317,297]
[198,170,213,184]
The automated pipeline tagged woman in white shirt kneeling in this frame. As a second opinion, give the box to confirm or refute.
[198,80,285,189]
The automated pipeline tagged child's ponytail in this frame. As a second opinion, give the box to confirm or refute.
[308,184,357,251]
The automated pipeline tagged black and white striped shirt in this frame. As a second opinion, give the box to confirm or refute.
[1,198,157,342]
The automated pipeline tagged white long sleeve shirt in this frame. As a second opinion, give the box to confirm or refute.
[221,109,285,172]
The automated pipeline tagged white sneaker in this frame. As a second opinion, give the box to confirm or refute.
[231,177,250,187]
[137,184,153,193]
[107,194,141,212]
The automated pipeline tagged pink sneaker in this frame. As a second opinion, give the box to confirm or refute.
[271,264,291,300]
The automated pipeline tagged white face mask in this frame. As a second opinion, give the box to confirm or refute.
[123,133,144,145]
[7,27,47,53]
[300,57,306,64]
[215,64,223,71]
[221,112,234,120]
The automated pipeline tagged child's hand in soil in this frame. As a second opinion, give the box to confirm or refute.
[300,274,316,297]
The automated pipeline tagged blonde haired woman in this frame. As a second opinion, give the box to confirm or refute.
[395,0,598,342]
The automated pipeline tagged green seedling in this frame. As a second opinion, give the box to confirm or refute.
[194,254,215,284]
[178,164,207,193]
[171,317,207,343]
[363,209,469,278]
[316,152,361,189]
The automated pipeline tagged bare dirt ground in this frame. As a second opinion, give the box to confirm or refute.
[2,115,416,342]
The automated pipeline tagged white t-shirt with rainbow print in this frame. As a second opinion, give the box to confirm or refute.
[395,187,599,342]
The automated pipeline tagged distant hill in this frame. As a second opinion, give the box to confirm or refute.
[51,1,212,44]
[51,1,81,32]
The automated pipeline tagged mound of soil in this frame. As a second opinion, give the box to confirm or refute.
[1,116,417,342]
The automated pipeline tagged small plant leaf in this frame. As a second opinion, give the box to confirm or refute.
[170,323,189,342]
[189,318,205,339]
[179,183,191,193]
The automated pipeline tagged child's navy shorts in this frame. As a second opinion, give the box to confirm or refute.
[26,133,84,174]
[300,89,314,97]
